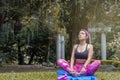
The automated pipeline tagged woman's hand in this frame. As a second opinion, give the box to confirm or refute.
[69,68,76,76]
[75,72,81,76]
[80,67,86,74]
[74,67,86,76]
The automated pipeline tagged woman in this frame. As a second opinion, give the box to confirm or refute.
[57,29,101,77]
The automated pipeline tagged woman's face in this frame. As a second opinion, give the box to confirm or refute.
[78,30,88,40]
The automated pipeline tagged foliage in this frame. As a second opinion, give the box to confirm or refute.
[1,0,120,64]
[107,32,120,60]
[0,0,64,64]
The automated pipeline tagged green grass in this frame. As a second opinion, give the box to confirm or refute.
[0,71,119,80]
[0,71,57,80]
[95,71,120,80]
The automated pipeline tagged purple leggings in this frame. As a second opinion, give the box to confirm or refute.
[57,59,101,76]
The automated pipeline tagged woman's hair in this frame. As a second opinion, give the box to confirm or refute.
[80,29,90,37]
[80,29,90,43]
[76,29,90,44]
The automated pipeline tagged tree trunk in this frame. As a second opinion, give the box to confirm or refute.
[17,39,24,65]
[28,52,35,65]
[67,1,89,49]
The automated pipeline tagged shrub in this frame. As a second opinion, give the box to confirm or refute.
[107,32,120,60]
[100,60,120,68]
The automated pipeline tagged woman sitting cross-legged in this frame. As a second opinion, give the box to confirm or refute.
[57,29,101,77]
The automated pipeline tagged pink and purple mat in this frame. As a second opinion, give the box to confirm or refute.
[57,70,98,80]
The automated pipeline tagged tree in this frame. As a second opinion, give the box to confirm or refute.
[1,0,120,64]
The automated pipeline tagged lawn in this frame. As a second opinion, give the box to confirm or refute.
[0,71,119,80]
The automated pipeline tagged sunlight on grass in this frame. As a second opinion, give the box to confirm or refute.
[0,71,119,80]
[95,71,120,80]
[0,71,57,80]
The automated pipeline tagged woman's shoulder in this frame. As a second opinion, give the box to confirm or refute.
[73,44,78,49]
[87,44,93,49]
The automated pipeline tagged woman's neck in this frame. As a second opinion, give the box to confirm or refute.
[79,40,87,46]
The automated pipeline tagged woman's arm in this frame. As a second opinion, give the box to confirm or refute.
[70,45,77,70]
[77,44,93,75]
[83,44,94,68]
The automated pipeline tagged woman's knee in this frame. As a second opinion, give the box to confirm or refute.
[57,59,65,65]
[57,59,70,70]
[89,60,101,68]
[94,60,101,65]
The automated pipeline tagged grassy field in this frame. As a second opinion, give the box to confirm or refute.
[0,71,119,80]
